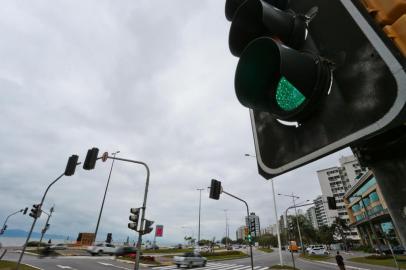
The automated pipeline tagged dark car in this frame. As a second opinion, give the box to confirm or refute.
[115,246,140,257]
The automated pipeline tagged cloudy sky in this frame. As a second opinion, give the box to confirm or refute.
[0,0,353,245]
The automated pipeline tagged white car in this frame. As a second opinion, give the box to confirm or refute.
[174,252,207,268]
[307,245,329,255]
[87,243,117,256]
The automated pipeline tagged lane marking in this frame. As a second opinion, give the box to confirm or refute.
[98,261,131,270]
[56,265,77,270]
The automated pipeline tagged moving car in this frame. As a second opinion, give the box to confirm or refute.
[50,243,67,250]
[87,243,117,256]
[115,246,140,258]
[307,246,329,255]
[173,252,207,268]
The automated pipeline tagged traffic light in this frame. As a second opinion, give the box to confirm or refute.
[143,219,154,235]
[64,155,79,176]
[23,207,28,215]
[42,223,50,234]
[209,179,222,200]
[327,196,337,210]
[128,207,141,231]
[247,233,252,243]
[83,148,99,170]
[29,204,42,219]
[0,225,7,235]
[226,0,406,178]
[249,219,256,235]
[244,226,249,238]
[106,233,112,243]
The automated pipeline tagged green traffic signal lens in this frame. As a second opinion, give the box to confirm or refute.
[276,77,306,111]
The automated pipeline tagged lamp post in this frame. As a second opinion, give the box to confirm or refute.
[38,206,55,248]
[1,209,25,235]
[278,193,304,254]
[94,150,120,243]
[224,209,229,247]
[245,153,283,266]
[197,188,204,246]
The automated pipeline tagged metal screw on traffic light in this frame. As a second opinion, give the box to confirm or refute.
[64,155,79,176]
[83,148,99,170]
[209,179,222,200]
[128,208,141,231]
[23,207,28,215]
[29,204,42,219]
[143,219,154,235]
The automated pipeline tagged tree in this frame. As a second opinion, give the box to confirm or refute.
[318,225,335,245]
[258,233,278,248]
[287,214,318,245]
[221,237,233,245]
[333,217,352,250]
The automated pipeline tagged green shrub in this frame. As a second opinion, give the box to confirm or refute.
[27,241,47,247]
[365,255,392,260]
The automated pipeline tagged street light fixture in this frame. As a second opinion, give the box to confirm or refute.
[196,188,204,246]
[244,153,283,266]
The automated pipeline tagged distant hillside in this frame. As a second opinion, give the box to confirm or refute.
[2,229,68,240]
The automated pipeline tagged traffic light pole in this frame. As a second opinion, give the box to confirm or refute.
[38,207,54,248]
[16,172,65,270]
[1,209,24,235]
[221,190,254,270]
[104,156,150,270]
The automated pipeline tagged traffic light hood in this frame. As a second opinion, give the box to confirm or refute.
[229,0,307,57]
[235,37,332,121]
[225,0,290,21]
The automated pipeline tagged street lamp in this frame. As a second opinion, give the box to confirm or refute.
[224,209,229,247]
[278,193,304,254]
[197,188,204,246]
[245,153,283,266]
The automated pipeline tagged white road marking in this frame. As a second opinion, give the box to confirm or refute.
[56,265,77,270]
[304,259,371,270]
[152,263,264,270]
[97,261,131,270]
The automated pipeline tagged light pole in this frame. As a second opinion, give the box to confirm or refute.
[38,206,55,248]
[278,193,304,254]
[224,209,229,247]
[245,153,283,266]
[197,188,204,246]
[94,150,120,243]
[1,209,25,235]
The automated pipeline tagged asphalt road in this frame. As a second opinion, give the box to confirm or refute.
[0,248,398,270]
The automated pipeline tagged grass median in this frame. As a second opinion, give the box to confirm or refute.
[258,248,274,253]
[349,255,406,268]
[0,260,39,270]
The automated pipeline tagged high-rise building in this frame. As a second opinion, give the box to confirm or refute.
[313,195,336,227]
[306,206,318,229]
[245,212,261,237]
[317,155,366,240]
[261,224,277,235]
[236,226,245,240]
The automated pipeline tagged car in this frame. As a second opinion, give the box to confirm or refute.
[86,243,117,256]
[376,245,405,255]
[306,245,324,253]
[308,246,329,255]
[50,243,67,250]
[173,252,207,268]
[115,246,140,257]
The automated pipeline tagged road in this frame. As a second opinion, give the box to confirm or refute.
[0,248,398,270]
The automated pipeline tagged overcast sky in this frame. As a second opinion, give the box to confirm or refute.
[0,0,353,245]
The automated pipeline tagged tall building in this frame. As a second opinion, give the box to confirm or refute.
[245,212,261,237]
[236,226,245,240]
[344,171,402,248]
[317,155,366,240]
[261,224,277,235]
[306,206,318,229]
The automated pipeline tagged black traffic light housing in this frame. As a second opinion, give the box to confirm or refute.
[83,148,99,170]
[23,207,28,215]
[65,155,79,176]
[128,207,141,231]
[143,219,154,235]
[249,219,256,235]
[327,196,337,210]
[29,204,42,219]
[209,179,222,200]
[225,0,406,178]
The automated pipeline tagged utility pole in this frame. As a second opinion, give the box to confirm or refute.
[224,209,229,247]
[38,206,55,247]
[197,188,204,246]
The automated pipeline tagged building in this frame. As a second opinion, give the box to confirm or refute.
[344,171,401,248]
[316,155,367,240]
[261,224,277,235]
[306,206,318,229]
[245,212,261,237]
[236,226,245,240]
[313,195,335,227]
